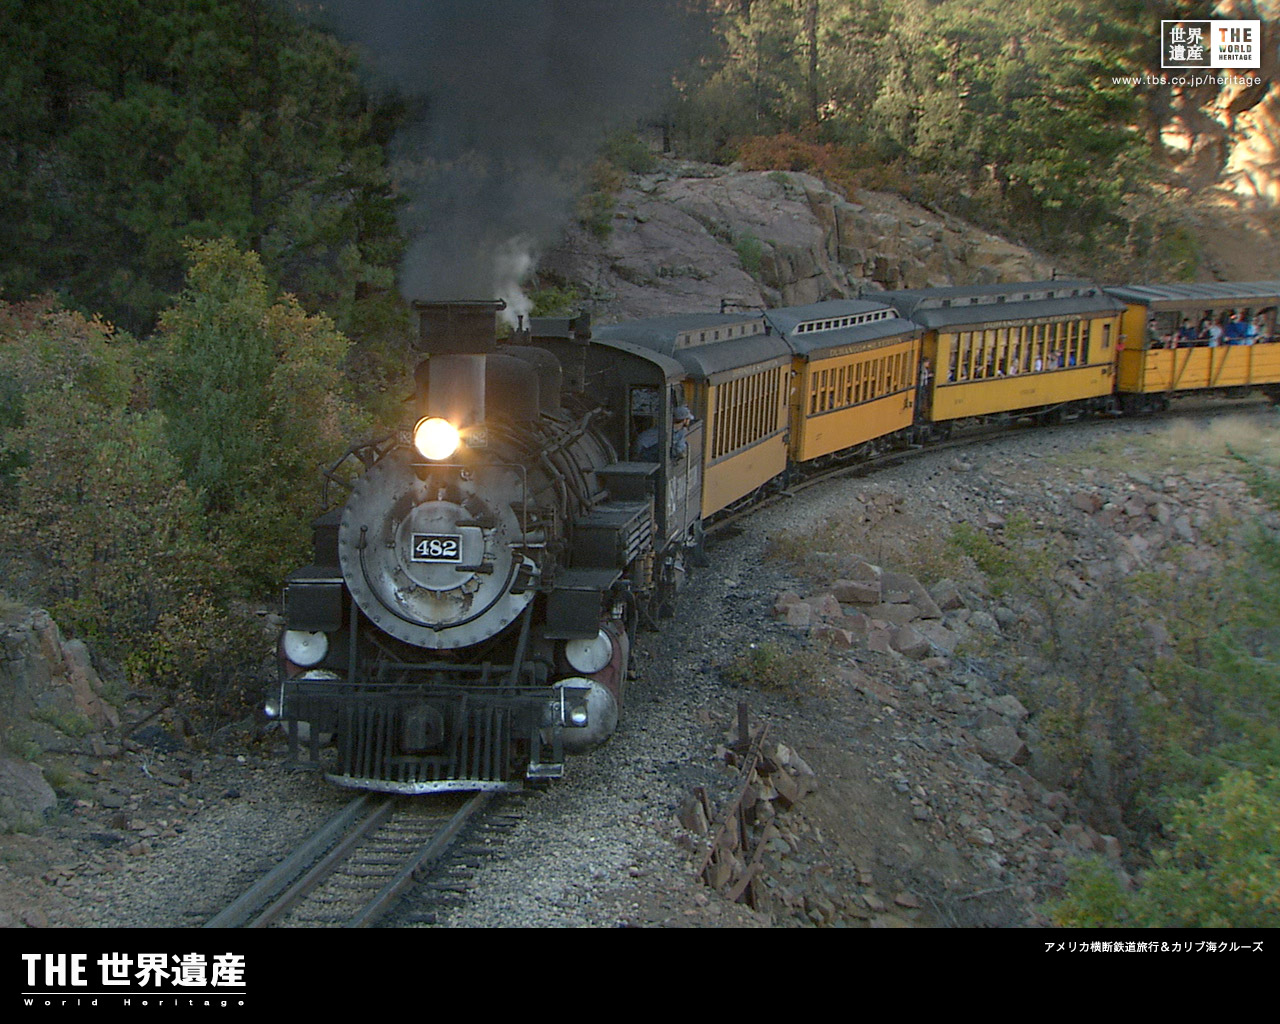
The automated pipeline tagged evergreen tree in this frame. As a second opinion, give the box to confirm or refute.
[0,0,401,335]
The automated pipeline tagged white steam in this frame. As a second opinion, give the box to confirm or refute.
[494,236,536,328]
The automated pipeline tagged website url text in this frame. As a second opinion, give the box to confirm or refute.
[1112,74,1262,87]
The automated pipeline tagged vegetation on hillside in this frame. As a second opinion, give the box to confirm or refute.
[0,241,362,723]
[0,0,403,337]
[760,415,1280,927]
[3,1,1229,337]
[953,436,1280,928]
[0,2,407,726]
[0,0,1273,851]
[670,0,1216,280]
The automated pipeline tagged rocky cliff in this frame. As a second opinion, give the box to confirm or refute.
[541,163,1058,323]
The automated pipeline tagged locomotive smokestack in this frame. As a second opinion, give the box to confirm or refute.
[412,299,504,428]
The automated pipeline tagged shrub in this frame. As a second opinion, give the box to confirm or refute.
[155,239,365,593]
[0,299,227,673]
[722,640,833,697]
[733,133,864,198]
[529,285,582,317]
[602,131,659,174]
[733,233,765,277]
[1055,768,1280,928]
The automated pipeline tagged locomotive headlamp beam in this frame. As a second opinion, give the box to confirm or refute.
[413,416,462,461]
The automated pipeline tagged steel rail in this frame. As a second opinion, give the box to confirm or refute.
[207,791,496,929]
[204,794,380,929]
[346,791,493,928]
[246,795,399,928]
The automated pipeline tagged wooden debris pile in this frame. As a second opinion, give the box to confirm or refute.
[679,705,817,911]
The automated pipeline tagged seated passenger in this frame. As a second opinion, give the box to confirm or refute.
[1208,320,1223,347]
[1177,318,1198,345]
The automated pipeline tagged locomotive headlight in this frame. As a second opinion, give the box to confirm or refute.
[547,678,619,753]
[564,630,613,675]
[282,629,329,668]
[413,416,461,461]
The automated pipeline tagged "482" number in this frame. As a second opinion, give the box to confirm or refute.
[410,534,461,562]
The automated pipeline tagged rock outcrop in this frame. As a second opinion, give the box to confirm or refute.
[0,605,120,832]
[542,163,1057,322]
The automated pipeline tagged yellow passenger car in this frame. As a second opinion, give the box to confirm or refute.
[594,314,792,518]
[882,281,1124,425]
[1106,282,1280,411]
[764,300,921,462]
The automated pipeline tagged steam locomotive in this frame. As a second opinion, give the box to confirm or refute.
[272,299,701,793]
[272,280,1280,794]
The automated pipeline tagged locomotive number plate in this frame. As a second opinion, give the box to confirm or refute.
[410,534,463,563]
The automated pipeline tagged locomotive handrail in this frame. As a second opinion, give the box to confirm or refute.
[321,435,396,506]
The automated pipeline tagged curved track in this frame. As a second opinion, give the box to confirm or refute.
[204,792,493,928]
[707,396,1273,537]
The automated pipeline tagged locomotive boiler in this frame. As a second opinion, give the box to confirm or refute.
[271,299,702,793]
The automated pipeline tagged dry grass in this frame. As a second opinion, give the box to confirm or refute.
[1056,407,1280,475]
[1151,412,1280,470]
[765,509,967,586]
[721,640,839,698]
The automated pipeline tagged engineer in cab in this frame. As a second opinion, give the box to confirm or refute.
[637,405,694,461]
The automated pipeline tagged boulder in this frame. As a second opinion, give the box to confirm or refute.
[0,757,56,832]
[891,624,933,660]
[929,579,966,612]
[1,608,121,751]
[973,725,1030,765]
[832,578,881,605]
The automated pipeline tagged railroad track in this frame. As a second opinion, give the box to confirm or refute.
[203,397,1269,929]
[707,396,1275,537]
[204,791,497,928]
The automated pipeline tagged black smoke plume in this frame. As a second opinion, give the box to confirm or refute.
[310,0,705,316]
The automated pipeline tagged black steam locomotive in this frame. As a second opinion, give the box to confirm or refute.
[272,300,702,793]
